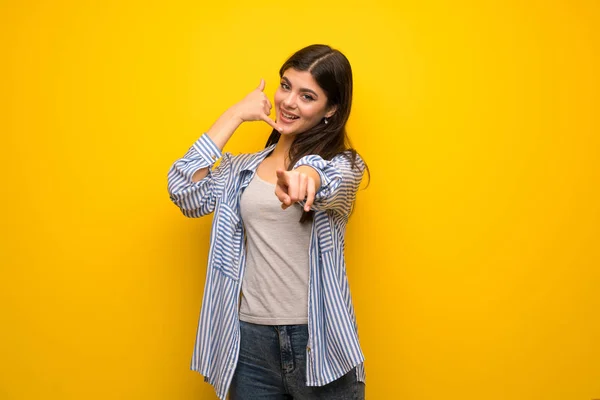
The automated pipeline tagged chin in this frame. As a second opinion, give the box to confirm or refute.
[280,129,300,136]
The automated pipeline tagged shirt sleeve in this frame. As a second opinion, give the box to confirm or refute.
[167,133,231,218]
[292,152,366,217]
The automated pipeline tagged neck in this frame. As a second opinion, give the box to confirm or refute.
[270,134,295,168]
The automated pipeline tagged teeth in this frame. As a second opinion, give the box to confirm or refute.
[282,111,298,119]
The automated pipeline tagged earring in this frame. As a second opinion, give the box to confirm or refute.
[324,118,329,125]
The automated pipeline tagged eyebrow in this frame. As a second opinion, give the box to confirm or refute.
[282,76,319,98]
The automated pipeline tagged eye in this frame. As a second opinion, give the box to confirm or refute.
[301,94,315,102]
[280,82,290,90]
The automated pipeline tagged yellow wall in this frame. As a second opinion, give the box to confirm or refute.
[1,1,599,399]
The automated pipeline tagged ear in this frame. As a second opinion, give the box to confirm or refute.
[325,105,338,119]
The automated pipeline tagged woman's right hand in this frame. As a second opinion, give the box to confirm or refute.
[232,79,283,133]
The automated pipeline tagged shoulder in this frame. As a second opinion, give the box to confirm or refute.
[222,146,273,172]
[331,149,366,173]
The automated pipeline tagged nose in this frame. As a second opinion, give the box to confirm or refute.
[282,92,296,109]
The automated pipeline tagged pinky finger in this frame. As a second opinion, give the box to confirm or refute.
[261,114,283,132]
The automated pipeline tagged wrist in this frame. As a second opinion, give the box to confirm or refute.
[226,104,245,125]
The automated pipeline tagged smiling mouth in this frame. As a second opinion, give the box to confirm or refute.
[280,109,299,120]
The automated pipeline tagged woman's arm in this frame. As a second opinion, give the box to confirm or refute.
[192,79,283,182]
[274,153,366,217]
[167,79,283,217]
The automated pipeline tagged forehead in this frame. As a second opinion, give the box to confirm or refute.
[281,68,326,97]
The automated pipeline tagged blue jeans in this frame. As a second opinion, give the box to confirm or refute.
[229,320,365,399]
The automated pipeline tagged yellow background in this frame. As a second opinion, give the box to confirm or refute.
[1,1,599,399]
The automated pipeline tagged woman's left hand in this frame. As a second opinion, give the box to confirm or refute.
[275,168,320,212]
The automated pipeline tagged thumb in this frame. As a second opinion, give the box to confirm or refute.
[257,78,265,92]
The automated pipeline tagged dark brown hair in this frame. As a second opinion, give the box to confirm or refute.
[265,44,369,222]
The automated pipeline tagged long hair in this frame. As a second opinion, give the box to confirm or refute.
[265,44,369,222]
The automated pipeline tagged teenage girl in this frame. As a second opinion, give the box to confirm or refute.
[167,44,368,400]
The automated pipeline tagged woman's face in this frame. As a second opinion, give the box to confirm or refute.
[274,68,336,136]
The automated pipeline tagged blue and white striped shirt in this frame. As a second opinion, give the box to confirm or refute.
[167,133,366,400]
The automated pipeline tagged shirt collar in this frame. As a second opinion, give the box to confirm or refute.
[239,144,277,173]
